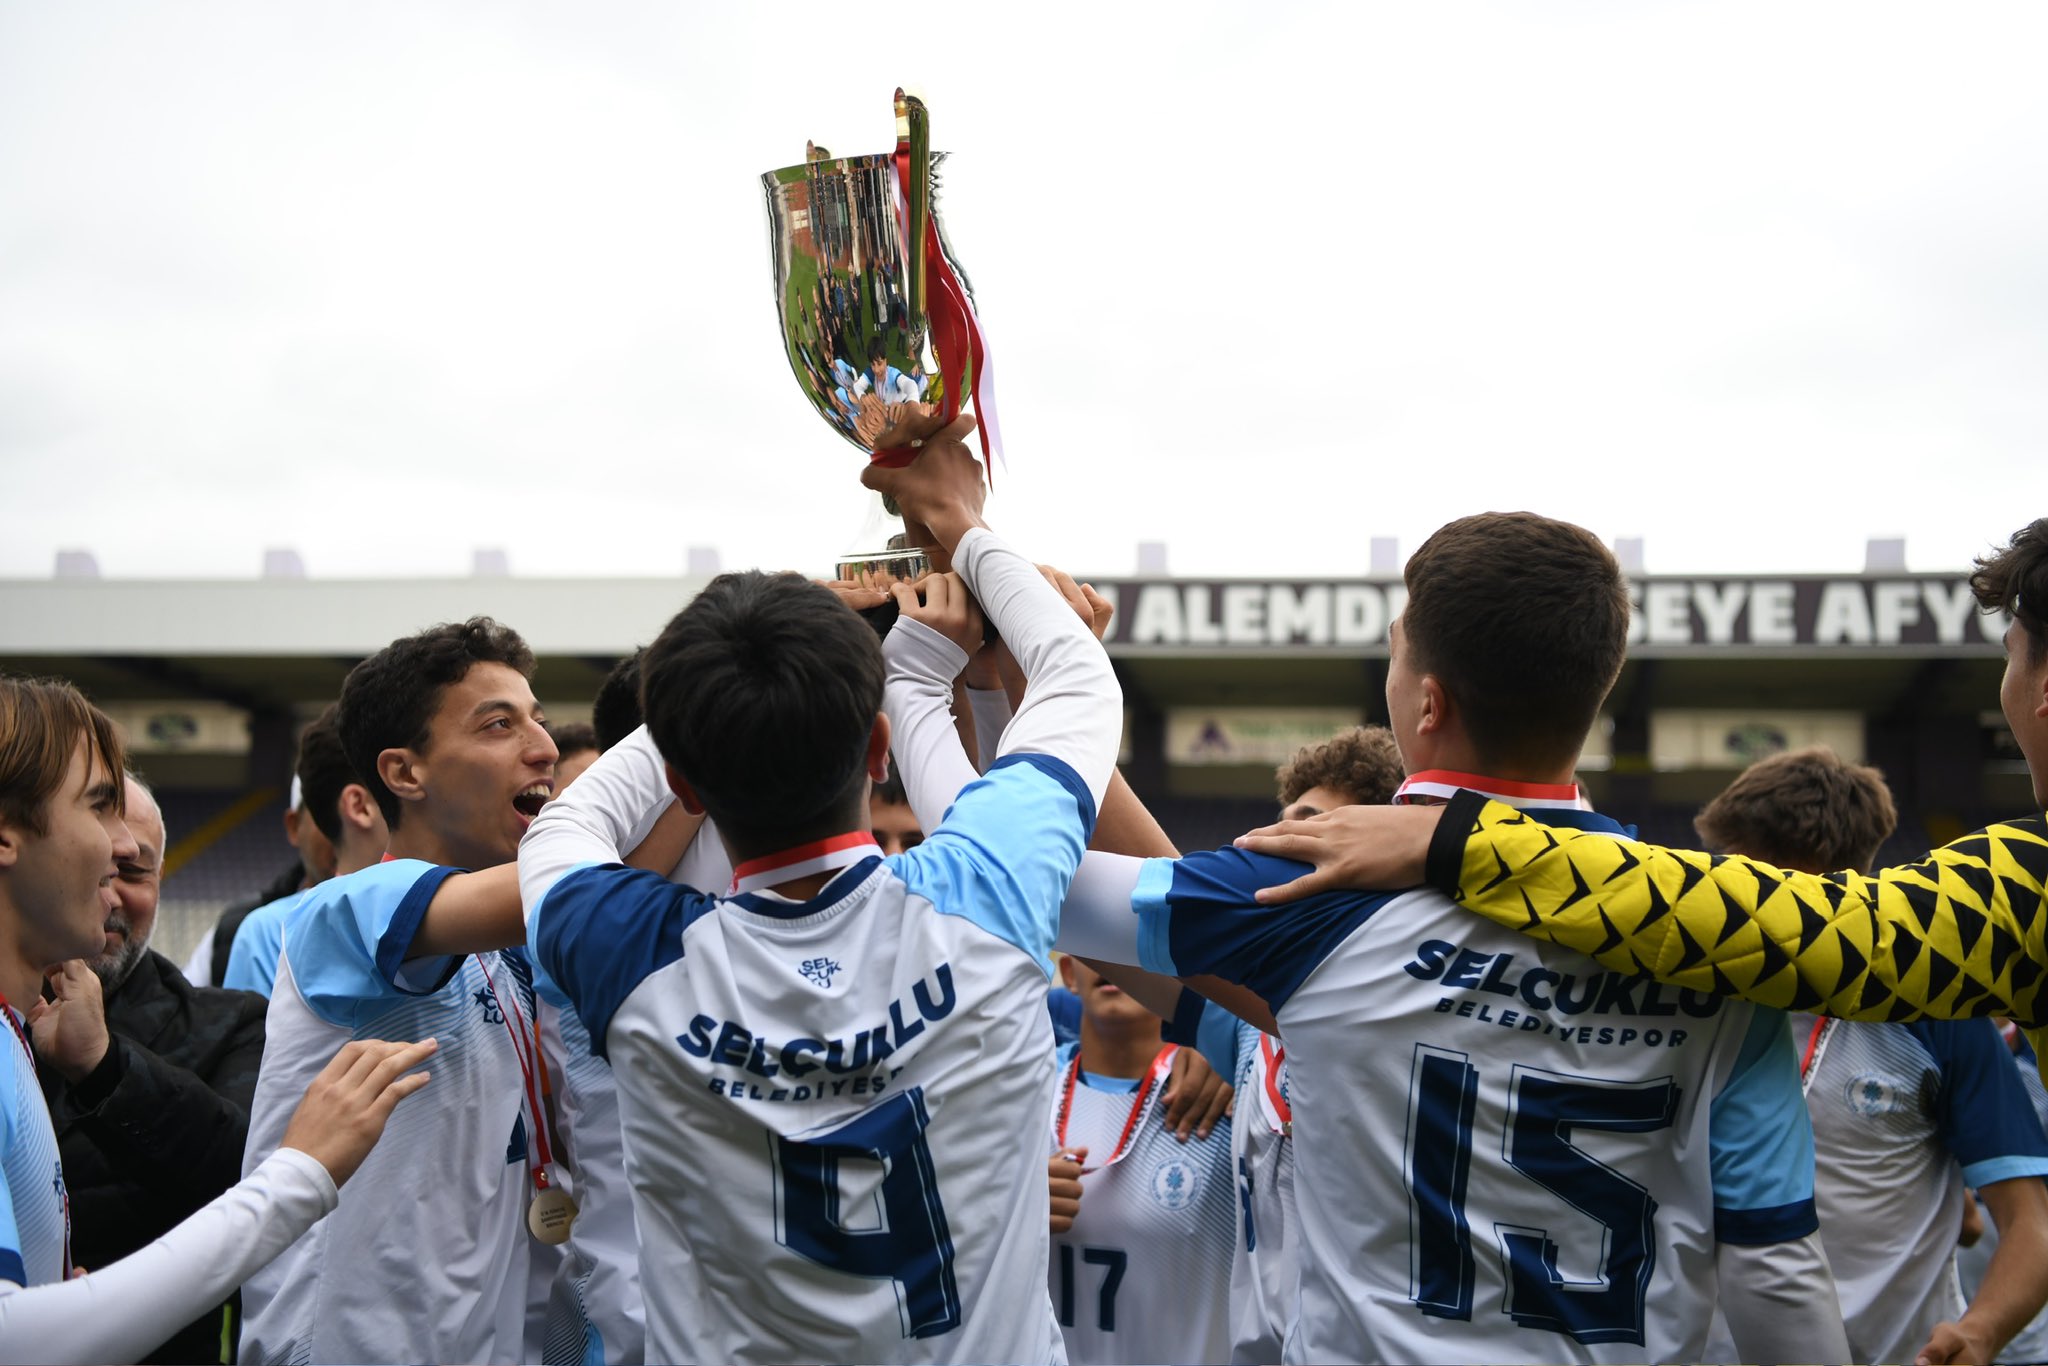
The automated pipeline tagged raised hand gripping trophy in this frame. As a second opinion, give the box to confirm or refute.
[762,89,1001,586]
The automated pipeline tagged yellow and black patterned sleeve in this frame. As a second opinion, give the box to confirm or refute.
[1424,791,2048,1028]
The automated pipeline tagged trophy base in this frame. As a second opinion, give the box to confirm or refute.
[835,547,930,586]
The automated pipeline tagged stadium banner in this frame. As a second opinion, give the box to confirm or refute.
[1649,709,1867,769]
[104,700,253,754]
[1165,708,1364,767]
[1089,574,2005,654]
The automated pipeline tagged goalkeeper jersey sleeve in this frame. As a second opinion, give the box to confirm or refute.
[1424,792,2048,1063]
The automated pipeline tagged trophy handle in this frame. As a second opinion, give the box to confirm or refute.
[895,89,929,355]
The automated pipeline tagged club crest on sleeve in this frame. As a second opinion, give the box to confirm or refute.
[798,956,844,989]
[1152,1159,1199,1210]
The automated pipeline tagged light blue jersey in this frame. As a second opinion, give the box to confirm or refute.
[221,889,306,996]
[0,1012,65,1289]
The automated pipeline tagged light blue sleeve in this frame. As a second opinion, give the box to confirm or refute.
[0,1048,21,1288]
[282,859,464,1028]
[891,752,1097,969]
[221,893,300,997]
[1709,1007,1820,1244]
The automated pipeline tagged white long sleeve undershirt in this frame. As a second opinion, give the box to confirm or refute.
[0,1147,337,1366]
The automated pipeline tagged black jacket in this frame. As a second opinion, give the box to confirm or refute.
[42,950,268,1364]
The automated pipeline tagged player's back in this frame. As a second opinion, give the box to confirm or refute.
[1275,868,1806,1363]
[590,851,1064,1365]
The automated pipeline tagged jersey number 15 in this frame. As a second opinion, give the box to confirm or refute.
[1405,1046,1678,1347]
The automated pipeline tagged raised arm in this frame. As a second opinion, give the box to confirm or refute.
[519,725,691,921]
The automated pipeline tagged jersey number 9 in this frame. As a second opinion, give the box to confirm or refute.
[772,1086,963,1339]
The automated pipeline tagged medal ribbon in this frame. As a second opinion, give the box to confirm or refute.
[474,956,556,1194]
[1799,1017,1837,1096]
[0,994,71,1275]
[1052,1044,1177,1175]
[875,136,1003,480]
[729,833,880,896]
[1257,1033,1292,1137]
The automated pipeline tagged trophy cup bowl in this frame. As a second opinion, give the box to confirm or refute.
[761,92,994,586]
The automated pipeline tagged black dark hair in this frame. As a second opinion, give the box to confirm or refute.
[1402,512,1630,772]
[1973,519,2048,665]
[640,572,882,843]
[592,650,644,752]
[296,702,359,844]
[548,721,599,760]
[337,617,535,827]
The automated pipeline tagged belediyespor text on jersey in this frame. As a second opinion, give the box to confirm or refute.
[529,757,1096,1365]
[1801,1015,2048,1363]
[239,859,531,1365]
[1097,807,1820,1363]
[1048,1041,1234,1365]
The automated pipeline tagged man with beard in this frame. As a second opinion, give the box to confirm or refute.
[33,774,268,1363]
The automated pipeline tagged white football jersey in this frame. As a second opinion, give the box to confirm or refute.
[0,1008,66,1289]
[1047,1042,1235,1365]
[1800,1015,2048,1364]
[1220,1019,1297,1366]
[534,967,643,1366]
[528,755,1096,1364]
[240,860,531,1365]
[1062,792,1823,1364]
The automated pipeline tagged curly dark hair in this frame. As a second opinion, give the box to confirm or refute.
[1972,519,2048,665]
[641,571,882,842]
[1276,725,1405,809]
[337,617,535,828]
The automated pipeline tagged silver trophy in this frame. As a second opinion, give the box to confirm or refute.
[762,90,999,584]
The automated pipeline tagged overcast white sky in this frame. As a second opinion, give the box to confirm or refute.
[2,2,2042,583]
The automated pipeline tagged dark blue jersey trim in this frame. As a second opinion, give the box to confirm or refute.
[988,752,1097,840]
[0,1247,24,1289]
[373,864,463,987]
[1714,1198,1819,1246]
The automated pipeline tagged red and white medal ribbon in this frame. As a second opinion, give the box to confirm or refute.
[879,135,1004,479]
[0,995,70,1275]
[1256,1034,1292,1138]
[1799,1017,1838,1097]
[474,957,557,1197]
[1052,1045,1177,1175]
[1394,770,1584,810]
[729,833,881,897]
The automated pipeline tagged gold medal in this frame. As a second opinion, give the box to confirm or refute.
[528,1185,579,1245]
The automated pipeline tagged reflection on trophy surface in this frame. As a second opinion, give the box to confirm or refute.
[762,90,999,585]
